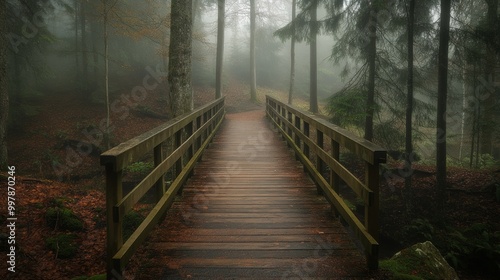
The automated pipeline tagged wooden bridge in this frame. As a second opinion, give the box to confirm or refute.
[101,96,387,279]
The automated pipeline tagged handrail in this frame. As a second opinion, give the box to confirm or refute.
[100,97,225,279]
[265,96,386,270]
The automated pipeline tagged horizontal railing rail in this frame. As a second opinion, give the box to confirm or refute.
[100,97,225,279]
[265,96,386,270]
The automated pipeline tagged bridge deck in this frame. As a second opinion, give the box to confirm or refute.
[135,110,372,279]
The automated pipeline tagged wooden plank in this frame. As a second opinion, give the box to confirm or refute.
[112,107,225,271]
[134,109,372,279]
[267,113,379,256]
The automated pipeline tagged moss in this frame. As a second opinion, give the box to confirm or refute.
[46,207,85,231]
[87,274,106,280]
[380,259,424,280]
[45,234,78,259]
[383,242,458,280]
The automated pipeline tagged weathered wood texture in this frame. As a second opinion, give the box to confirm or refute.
[101,98,225,279]
[266,96,386,269]
[135,110,372,279]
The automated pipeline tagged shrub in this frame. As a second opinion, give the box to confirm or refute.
[46,234,78,259]
[46,207,84,231]
[125,162,154,177]
[435,223,500,276]
[401,218,435,243]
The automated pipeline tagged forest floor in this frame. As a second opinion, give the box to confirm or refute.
[1,80,499,279]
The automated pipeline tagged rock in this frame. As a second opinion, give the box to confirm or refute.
[382,241,459,280]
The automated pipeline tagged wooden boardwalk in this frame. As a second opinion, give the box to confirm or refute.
[134,110,372,279]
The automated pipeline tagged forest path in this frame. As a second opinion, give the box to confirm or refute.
[133,109,373,279]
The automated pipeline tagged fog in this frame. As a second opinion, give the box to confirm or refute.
[5,0,499,160]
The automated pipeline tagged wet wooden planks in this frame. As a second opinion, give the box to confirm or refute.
[134,110,371,279]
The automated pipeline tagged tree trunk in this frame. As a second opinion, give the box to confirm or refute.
[104,0,111,149]
[91,21,100,88]
[74,0,80,93]
[288,0,296,105]
[480,0,498,155]
[80,1,88,100]
[404,0,415,212]
[169,0,193,117]
[436,0,452,211]
[215,0,225,99]
[249,0,257,101]
[364,1,378,141]
[309,0,318,113]
[0,0,8,168]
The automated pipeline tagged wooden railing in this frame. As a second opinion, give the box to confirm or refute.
[100,97,225,279]
[265,96,386,270]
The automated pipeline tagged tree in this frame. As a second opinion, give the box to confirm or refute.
[103,0,117,149]
[288,0,296,105]
[80,0,89,100]
[275,0,324,111]
[0,0,7,169]
[480,0,499,155]
[309,0,318,113]
[364,0,378,141]
[215,0,225,99]
[404,0,416,212]
[249,0,257,101]
[436,0,452,210]
[169,0,194,117]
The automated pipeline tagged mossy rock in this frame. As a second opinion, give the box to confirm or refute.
[381,241,459,280]
[46,234,79,259]
[46,207,84,231]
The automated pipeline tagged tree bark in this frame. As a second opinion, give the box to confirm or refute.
[288,0,296,105]
[74,0,80,93]
[104,0,111,149]
[215,0,225,99]
[80,1,88,100]
[364,1,378,141]
[404,0,415,211]
[480,0,498,155]
[249,0,257,101]
[0,0,8,168]
[169,0,193,117]
[436,0,452,211]
[309,0,318,113]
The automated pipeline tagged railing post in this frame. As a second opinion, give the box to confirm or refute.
[303,121,310,173]
[330,139,340,217]
[174,129,182,178]
[154,144,165,201]
[203,112,208,144]
[365,162,380,270]
[105,164,123,279]
[303,121,310,158]
[196,116,202,153]
[316,129,324,195]
[287,112,292,137]
[294,116,301,160]
[186,121,194,177]
[280,106,286,131]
